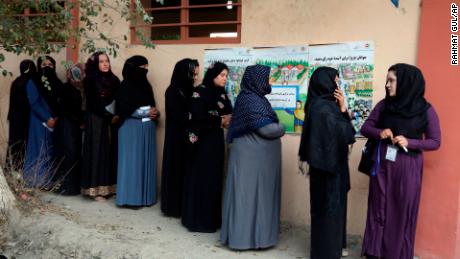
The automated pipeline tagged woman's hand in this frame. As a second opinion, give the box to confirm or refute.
[150,107,159,119]
[334,89,346,112]
[221,114,231,129]
[298,160,309,178]
[111,115,120,124]
[46,118,56,128]
[380,128,394,139]
[393,135,408,148]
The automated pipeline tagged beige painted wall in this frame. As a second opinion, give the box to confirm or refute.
[0,0,422,235]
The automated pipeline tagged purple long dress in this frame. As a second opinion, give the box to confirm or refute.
[361,100,441,259]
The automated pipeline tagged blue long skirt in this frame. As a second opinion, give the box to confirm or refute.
[116,118,157,206]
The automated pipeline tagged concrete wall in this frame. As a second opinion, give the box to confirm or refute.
[0,0,423,236]
[415,1,460,258]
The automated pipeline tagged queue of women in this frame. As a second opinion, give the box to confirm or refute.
[6,50,441,259]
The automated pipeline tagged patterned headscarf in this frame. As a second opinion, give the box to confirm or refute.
[66,63,86,110]
[227,64,278,142]
[66,63,85,90]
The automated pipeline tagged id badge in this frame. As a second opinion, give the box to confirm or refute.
[385,145,398,162]
[142,118,151,123]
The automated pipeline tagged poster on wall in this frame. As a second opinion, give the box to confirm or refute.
[253,46,309,133]
[309,41,374,134]
[203,41,374,134]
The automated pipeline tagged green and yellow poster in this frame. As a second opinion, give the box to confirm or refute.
[204,41,374,134]
[309,41,375,134]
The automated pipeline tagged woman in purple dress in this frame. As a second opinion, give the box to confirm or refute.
[361,63,441,259]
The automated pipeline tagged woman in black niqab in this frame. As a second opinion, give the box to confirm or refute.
[116,55,157,121]
[36,56,63,115]
[115,55,159,207]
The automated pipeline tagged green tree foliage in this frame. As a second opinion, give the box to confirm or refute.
[0,0,155,75]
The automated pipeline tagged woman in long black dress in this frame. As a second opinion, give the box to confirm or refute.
[54,63,85,195]
[181,62,232,232]
[6,60,36,171]
[298,67,355,259]
[81,52,120,200]
[161,58,199,217]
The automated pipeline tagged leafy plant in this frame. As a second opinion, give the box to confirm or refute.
[0,0,157,75]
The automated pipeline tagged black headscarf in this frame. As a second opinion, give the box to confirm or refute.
[8,60,36,120]
[304,66,338,116]
[299,67,355,173]
[116,55,156,120]
[85,52,114,79]
[169,58,199,97]
[199,62,233,114]
[20,59,37,78]
[84,51,120,95]
[201,62,229,102]
[84,52,120,110]
[37,55,63,115]
[202,62,228,88]
[380,63,430,139]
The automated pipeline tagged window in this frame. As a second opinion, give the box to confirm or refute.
[4,2,68,43]
[132,0,242,44]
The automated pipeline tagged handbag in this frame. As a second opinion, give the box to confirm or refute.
[358,139,376,176]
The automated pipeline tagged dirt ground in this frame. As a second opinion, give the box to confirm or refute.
[0,193,363,259]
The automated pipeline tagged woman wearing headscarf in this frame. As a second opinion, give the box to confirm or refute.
[54,63,85,195]
[23,56,62,188]
[161,58,199,217]
[115,55,159,207]
[181,62,232,233]
[6,60,36,171]
[81,52,120,201]
[221,64,285,250]
[361,64,441,259]
[36,56,63,116]
[298,67,356,259]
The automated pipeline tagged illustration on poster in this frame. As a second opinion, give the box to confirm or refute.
[204,42,374,135]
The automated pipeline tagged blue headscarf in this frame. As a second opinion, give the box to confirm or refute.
[227,64,278,142]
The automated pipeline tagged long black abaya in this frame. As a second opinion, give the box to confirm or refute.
[161,58,199,217]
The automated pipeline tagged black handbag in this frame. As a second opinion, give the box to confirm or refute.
[358,139,376,176]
